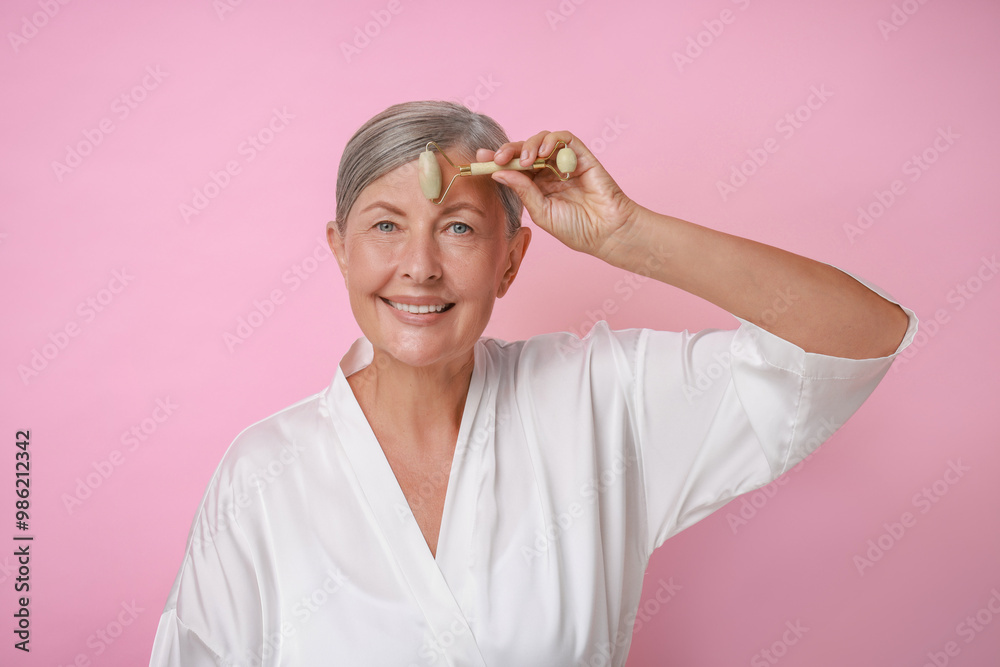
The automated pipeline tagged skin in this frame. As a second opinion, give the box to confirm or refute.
[329,133,910,557]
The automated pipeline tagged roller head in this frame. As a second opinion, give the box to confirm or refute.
[418,150,442,200]
[556,147,577,175]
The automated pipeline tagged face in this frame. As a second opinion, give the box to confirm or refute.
[328,150,530,372]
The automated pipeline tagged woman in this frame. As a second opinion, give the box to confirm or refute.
[150,100,916,666]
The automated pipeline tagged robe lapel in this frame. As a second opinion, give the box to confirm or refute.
[326,338,488,667]
[433,341,496,618]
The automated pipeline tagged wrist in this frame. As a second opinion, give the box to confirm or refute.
[593,197,644,263]
[595,203,680,281]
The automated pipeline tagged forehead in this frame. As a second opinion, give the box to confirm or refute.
[351,152,504,221]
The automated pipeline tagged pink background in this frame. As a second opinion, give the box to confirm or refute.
[2,0,998,665]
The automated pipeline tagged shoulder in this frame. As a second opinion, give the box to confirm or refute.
[231,390,327,457]
[204,389,330,503]
[179,388,332,547]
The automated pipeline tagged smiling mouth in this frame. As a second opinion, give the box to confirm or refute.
[381,297,455,314]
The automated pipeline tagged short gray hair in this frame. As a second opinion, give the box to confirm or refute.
[334,100,523,238]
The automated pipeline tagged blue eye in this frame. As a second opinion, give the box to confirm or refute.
[450,222,470,234]
[376,221,395,232]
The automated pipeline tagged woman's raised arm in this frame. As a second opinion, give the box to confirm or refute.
[488,131,910,360]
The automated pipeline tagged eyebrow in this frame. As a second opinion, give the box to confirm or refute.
[359,200,487,218]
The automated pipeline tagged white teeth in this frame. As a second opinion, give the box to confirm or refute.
[385,299,449,314]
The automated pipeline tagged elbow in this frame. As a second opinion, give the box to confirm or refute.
[882,302,912,357]
[824,301,911,360]
[863,302,911,359]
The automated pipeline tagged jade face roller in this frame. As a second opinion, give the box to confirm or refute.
[418,140,578,204]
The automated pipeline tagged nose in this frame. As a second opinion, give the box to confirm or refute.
[398,229,443,283]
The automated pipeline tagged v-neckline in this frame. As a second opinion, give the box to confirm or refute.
[325,337,490,665]
[331,337,487,570]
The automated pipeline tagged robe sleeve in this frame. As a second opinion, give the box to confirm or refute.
[149,460,265,667]
[632,269,918,556]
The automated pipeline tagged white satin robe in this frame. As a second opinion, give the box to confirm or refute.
[150,275,917,667]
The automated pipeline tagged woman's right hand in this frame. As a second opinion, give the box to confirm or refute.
[481,131,643,261]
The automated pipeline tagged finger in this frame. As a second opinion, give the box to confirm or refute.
[517,131,550,166]
[540,132,573,159]
[492,141,524,166]
[475,148,495,162]
[492,170,548,228]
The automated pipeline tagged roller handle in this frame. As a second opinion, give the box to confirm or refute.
[468,159,539,175]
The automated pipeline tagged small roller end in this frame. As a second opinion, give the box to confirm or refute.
[418,150,442,200]
[556,147,577,175]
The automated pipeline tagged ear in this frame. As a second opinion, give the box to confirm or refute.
[496,226,531,298]
[327,221,348,278]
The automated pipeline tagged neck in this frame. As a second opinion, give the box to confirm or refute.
[348,346,475,455]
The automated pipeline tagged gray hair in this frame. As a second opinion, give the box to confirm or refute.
[334,100,523,238]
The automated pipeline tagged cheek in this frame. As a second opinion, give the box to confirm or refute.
[346,245,393,291]
[448,252,503,299]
